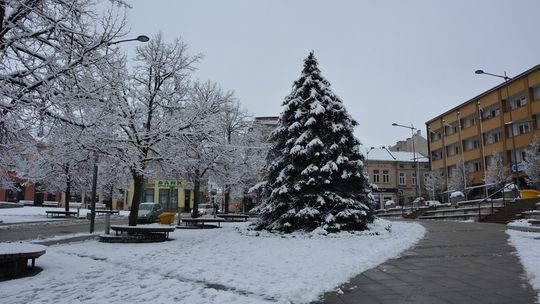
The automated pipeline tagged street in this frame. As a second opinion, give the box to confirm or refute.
[0,217,128,242]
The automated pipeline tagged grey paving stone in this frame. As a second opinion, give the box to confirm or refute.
[317,221,536,304]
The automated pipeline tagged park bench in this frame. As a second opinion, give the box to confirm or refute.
[109,225,175,240]
[45,210,77,218]
[42,201,59,207]
[0,243,46,279]
[93,210,120,215]
[19,200,34,206]
[180,217,224,228]
[217,214,249,221]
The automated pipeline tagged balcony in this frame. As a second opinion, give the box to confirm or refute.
[503,105,530,123]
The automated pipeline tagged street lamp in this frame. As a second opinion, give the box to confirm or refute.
[475,69,518,198]
[107,35,150,46]
[89,35,149,234]
[392,123,420,200]
[365,146,375,174]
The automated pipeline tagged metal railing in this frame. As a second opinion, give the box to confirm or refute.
[478,183,517,220]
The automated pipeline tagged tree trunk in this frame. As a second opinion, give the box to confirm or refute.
[224,185,230,214]
[192,173,200,218]
[128,173,144,226]
[64,165,71,212]
[109,185,114,211]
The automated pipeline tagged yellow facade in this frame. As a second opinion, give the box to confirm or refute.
[126,179,202,212]
[426,65,540,192]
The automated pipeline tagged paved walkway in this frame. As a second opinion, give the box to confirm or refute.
[319,220,537,304]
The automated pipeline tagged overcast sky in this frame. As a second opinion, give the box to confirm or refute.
[123,0,540,148]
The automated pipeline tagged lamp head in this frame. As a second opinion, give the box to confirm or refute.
[391,123,397,126]
[475,70,484,75]
[136,35,150,42]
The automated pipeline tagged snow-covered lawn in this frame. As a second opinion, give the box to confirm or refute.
[2,219,425,304]
[0,206,128,224]
[507,229,540,301]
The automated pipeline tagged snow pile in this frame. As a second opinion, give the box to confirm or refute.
[1,220,425,304]
[384,200,395,208]
[507,229,540,300]
[425,200,442,207]
[507,219,533,228]
[450,191,464,198]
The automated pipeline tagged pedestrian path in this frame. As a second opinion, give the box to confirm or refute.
[319,220,536,304]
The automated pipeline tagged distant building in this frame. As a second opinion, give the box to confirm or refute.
[251,116,279,142]
[364,147,430,209]
[388,130,428,157]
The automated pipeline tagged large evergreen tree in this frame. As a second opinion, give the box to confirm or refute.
[255,52,375,233]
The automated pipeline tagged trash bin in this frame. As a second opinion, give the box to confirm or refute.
[520,189,540,199]
[158,213,175,225]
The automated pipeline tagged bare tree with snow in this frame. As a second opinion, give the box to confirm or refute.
[0,0,128,188]
[524,137,540,185]
[424,169,445,200]
[447,156,470,196]
[484,150,510,190]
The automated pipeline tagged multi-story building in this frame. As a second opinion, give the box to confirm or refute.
[364,147,429,209]
[388,130,429,157]
[426,65,540,197]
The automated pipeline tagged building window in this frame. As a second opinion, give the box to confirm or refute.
[484,129,502,145]
[505,93,527,111]
[533,85,540,101]
[463,137,480,151]
[444,123,457,136]
[509,121,530,137]
[466,159,481,172]
[461,115,476,129]
[399,172,406,185]
[430,130,442,142]
[535,114,540,130]
[481,104,500,120]
[144,189,154,202]
[383,196,393,203]
[372,169,380,183]
[446,144,459,156]
[412,173,417,185]
[431,149,443,161]
[383,170,389,183]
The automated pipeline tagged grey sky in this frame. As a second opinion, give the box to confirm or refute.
[124,0,540,148]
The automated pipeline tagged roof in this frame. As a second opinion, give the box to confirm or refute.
[425,64,540,125]
[361,147,429,163]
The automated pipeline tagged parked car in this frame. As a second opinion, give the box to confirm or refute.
[191,203,215,217]
[137,202,164,223]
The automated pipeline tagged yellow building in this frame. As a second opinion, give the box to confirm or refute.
[426,65,540,196]
[126,179,204,212]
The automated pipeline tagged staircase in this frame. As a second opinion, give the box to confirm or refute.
[481,198,540,224]
[403,207,429,219]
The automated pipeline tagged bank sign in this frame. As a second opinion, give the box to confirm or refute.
[156,180,185,187]
[509,162,527,173]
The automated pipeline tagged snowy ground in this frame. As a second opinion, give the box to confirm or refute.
[0,206,129,224]
[2,219,425,304]
[507,229,540,302]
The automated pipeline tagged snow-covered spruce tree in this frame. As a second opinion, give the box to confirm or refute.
[255,52,375,233]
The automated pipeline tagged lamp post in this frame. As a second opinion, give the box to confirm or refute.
[365,146,375,174]
[392,123,420,200]
[475,69,518,198]
[89,35,149,234]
